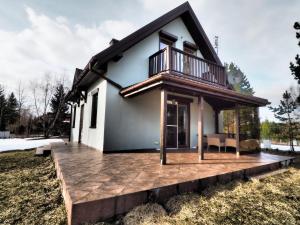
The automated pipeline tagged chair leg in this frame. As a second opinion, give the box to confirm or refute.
[225,146,227,152]
[207,145,209,152]
[219,146,220,152]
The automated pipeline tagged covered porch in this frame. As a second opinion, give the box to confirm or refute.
[120,72,269,165]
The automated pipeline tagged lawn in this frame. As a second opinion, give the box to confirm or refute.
[0,150,299,225]
[0,150,66,225]
[120,153,300,225]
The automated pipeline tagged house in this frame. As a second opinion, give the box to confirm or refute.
[66,2,268,164]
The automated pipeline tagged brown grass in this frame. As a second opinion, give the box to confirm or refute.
[119,167,300,225]
[0,150,66,225]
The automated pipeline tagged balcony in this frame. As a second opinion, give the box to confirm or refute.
[149,46,227,86]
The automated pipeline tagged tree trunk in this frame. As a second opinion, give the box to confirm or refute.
[288,113,294,151]
[45,96,66,138]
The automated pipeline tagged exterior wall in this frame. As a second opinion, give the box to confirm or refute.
[70,17,219,151]
[103,88,216,151]
[168,92,215,149]
[104,84,161,150]
[70,78,107,151]
[107,17,204,87]
[70,104,80,142]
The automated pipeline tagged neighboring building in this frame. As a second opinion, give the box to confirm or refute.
[67,2,268,164]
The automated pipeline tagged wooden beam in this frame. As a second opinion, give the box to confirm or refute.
[235,105,240,157]
[160,89,167,165]
[198,96,204,160]
[215,109,219,134]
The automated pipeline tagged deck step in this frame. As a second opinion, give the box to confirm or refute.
[250,168,289,180]
[35,145,52,156]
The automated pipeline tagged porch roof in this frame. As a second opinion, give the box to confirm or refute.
[120,72,270,109]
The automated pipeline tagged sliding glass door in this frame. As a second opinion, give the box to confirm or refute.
[166,100,189,149]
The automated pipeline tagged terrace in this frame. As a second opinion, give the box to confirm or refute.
[52,142,294,225]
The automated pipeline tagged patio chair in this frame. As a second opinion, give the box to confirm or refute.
[207,134,226,152]
[225,138,237,152]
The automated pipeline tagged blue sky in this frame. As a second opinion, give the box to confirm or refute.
[0,0,299,121]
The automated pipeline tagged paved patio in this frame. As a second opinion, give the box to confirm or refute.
[51,142,294,225]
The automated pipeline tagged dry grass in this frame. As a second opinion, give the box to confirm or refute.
[119,167,300,225]
[1,149,299,225]
[0,150,66,225]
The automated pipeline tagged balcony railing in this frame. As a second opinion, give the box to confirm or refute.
[149,46,227,86]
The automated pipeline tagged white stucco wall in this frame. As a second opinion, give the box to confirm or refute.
[103,88,216,151]
[70,78,107,150]
[168,92,215,148]
[70,104,80,142]
[104,84,161,150]
[70,16,220,151]
[107,17,203,87]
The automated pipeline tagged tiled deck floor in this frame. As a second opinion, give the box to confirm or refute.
[51,143,294,225]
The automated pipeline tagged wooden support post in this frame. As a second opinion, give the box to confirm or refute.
[198,96,204,160]
[167,45,172,72]
[235,105,240,157]
[215,109,219,134]
[160,89,167,165]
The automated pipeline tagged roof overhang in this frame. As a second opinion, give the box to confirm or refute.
[120,73,270,109]
[70,2,222,91]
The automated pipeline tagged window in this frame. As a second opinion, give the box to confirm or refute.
[72,105,76,128]
[159,30,177,50]
[159,37,174,50]
[183,41,197,55]
[90,92,98,128]
[184,45,196,55]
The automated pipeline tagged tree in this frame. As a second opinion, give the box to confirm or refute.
[224,63,258,139]
[31,73,54,137]
[6,92,18,125]
[16,81,26,127]
[290,22,300,102]
[47,83,69,136]
[261,120,271,139]
[269,91,297,151]
[226,63,254,95]
[0,85,7,130]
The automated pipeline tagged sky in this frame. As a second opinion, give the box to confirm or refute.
[0,0,299,121]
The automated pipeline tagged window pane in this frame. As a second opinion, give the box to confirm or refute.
[72,106,76,128]
[167,104,177,125]
[90,93,98,128]
[159,38,173,50]
[178,105,188,146]
[166,126,177,148]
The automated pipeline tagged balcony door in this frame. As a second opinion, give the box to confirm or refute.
[166,98,190,149]
[183,44,197,75]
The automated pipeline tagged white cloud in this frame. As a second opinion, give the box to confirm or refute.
[0,6,137,92]
[1,1,299,122]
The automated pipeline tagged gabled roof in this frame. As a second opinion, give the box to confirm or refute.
[74,1,222,88]
[72,68,83,87]
[93,1,221,66]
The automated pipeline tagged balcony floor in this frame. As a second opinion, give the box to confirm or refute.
[51,142,294,225]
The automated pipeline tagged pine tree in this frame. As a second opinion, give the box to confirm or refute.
[49,84,68,136]
[226,63,254,95]
[224,63,258,139]
[6,92,18,125]
[269,91,297,151]
[0,85,7,130]
[290,22,300,102]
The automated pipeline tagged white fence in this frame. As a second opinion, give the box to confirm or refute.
[0,131,10,139]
